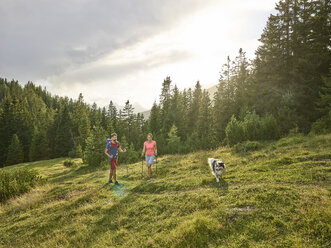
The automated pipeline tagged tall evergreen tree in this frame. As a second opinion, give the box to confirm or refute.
[170,85,185,140]
[29,129,50,161]
[6,134,24,165]
[197,90,214,148]
[83,125,107,167]
[149,102,161,136]
[55,103,73,157]
[187,81,202,135]
[160,77,173,135]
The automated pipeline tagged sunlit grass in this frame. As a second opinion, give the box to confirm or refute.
[0,134,330,247]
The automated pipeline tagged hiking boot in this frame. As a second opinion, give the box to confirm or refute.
[115,181,120,186]
[147,177,151,181]
[108,179,113,184]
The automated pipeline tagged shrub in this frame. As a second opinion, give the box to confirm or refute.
[0,168,43,203]
[225,115,245,146]
[63,159,75,167]
[262,114,280,140]
[68,144,83,158]
[310,111,331,135]
[120,143,140,164]
[242,111,262,141]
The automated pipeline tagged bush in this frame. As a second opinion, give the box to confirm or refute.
[120,143,140,164]
[68,144,83,158]
[242,111,262,141]
[0,168,43,203]
[63,159,75,167]
[310,111,331,135]
[225,115,245,146]
[262,114,280,140]
[233,141,263,153]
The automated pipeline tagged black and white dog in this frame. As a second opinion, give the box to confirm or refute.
[208,158,226,182]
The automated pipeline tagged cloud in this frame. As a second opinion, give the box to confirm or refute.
[49,48,194,86]
[0,0,278,109]
[0,0,217,82]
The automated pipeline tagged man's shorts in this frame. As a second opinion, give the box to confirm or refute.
[145,155,155,166]
[109,158,118,170]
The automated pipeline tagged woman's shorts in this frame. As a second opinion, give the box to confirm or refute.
[145,155,155,166]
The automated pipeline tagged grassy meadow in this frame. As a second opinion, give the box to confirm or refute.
[0,134,330,247]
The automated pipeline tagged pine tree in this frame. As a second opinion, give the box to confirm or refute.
[6,134,24,165]
[0,98,14,166]
[29,129,50,161]
[197,90,214,148]
[167,125,180,154]
[78,110,91,151]
[107,101,118,131]
[160,77,173,135]
[149,102,161,136]
[318,73,331,115]
[55,103,73,157]
[170,85,185,140]
[83,125,107,167]
[122,100,135,143]
[187,81,202,135]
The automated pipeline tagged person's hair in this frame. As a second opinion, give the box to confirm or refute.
[147,133,153,138]
[111,133,117,137]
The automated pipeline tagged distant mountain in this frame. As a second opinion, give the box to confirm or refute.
[140,109,151,119]
[205,84,217,98]
[132,102,148,114]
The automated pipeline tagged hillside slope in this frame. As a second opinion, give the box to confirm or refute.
[0,134,330,247]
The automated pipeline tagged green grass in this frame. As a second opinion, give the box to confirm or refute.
[0,134,330,247]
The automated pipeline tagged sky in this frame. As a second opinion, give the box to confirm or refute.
[0,0,278,110]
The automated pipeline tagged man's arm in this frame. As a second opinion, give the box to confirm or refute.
[118,147,126,153]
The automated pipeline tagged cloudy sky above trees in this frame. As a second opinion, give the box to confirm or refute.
[0,0,277,110]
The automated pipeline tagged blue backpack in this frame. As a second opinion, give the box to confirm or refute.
[106,138,112,145]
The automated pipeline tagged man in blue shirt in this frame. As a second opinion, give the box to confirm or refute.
[104,133,126,185]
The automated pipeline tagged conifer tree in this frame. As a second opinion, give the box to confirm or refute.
[187,81,202,135]
[83,125,107,167]
[6,134,24,165]
[197,90,214,148]
[55,103,73,157]
[29,129,50,161]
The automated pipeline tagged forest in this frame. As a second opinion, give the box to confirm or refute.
[0,0,330,167]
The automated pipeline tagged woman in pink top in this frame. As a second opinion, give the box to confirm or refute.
[142,133,157,181]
